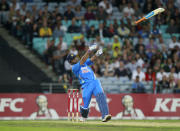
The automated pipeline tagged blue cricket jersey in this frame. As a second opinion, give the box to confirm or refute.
[72,58,96,85]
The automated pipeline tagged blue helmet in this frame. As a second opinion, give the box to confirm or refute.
[66,53,76,63]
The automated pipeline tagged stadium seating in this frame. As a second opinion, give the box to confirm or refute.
[99,77,153,93]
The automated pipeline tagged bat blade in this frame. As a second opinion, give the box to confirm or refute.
[135,8,165,24]
[145,8,165,19]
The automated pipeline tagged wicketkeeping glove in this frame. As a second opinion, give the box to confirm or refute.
[95,48,103,56]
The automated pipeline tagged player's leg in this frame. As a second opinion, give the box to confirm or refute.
[93,80,111,122]
[80,84,93,119]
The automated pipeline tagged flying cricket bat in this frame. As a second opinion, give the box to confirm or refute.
[135,8,165,24]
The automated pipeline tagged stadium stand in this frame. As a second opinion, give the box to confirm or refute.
[0,0,180,93]
[0,36,54,92]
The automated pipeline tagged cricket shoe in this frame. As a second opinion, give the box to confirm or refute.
[102,114,111,122]
[79,117,87,122]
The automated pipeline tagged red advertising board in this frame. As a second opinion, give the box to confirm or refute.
[0,93,180,119]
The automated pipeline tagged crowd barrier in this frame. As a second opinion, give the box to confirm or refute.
[0,93,180,120]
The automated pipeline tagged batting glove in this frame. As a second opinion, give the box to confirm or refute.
[95,48,103,56]
[88,44,97,52]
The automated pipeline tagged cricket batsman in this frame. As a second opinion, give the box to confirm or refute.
[66,44,111,122]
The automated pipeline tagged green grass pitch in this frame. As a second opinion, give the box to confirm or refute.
[0,120,180,131]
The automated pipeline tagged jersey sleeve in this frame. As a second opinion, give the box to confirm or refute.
[85,58,93,66]
[72,62,81,75]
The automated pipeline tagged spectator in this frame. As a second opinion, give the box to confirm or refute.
[145,67,155,81]
[104,62,114,77]
[107,23,116,38]
[117,21,130,37]
[94,35,104,49]
[135,53,144,68]
[126,59,138,73]
[112,35,121,51]
[113,46,121,58]
[145,38,158,59]
[63,5,75,20]
[87,25,96,38]
[146,38,158,51]
[122,3,135,18]
[132,66,145,81]
[105,44,113,56]
[155,13,165,26]
[57,36,67,51]
[150,25,161,38]
[172,53,179,65]
[92,62,102,77]
[32,23,39,37]
[30,5,38,19]
[53,21,65,38]
[122,39,133,53]
[96,6,108,21]
[113,57,120,69]
[19,3,26,16]
[10,16,18,36]
[113,19,119,29]
[157,35,167,52]
[43,39,56,66]
[75,5,84,20]
[143,0,153,14]
[79,19,89,35]
[166,19,179,33]
[157,75,169,93]
[135,37,145,53]
[167,67,178,80]
[0,0,9,11]
[163,58,174,72]
[133,2,141,17]
[129,26,137,38]
[8,5,15,21]
[132,76,145,93]
[95,23,107,39]
[83,0,97,11]
[115,0,127,11]
[114,61,129,78]
[137,25,150,38]
[68,0,81,9]
[10,0,20,11]
[68,18,80,33]
[169,36,180,50]
[69,45,78,55]
[175,61,180,73]
[23,18,33,47]
[64,59,73,77]
[156,68,167,82]
[168,74,178,93]
[73,35,86,52]
[84,6,95,20]
[98,0,113,15]
[0,0,10,24]
[53,38,68,74]
[39,19,52,37]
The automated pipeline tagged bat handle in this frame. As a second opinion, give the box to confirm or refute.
[135,17,146,24]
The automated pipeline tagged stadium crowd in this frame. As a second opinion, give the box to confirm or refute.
[0,0,180,93]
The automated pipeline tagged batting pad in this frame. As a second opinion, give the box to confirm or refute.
[95,93,109,119]
[80,106,89,118]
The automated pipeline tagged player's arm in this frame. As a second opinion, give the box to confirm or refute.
[80,44,97,65]
[91,48,103,62]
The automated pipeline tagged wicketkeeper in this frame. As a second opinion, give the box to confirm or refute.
[67,44,111,122]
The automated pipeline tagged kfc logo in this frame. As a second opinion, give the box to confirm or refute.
[0,98,25,112]
[153,98,180,112]
[116,95,144,119]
